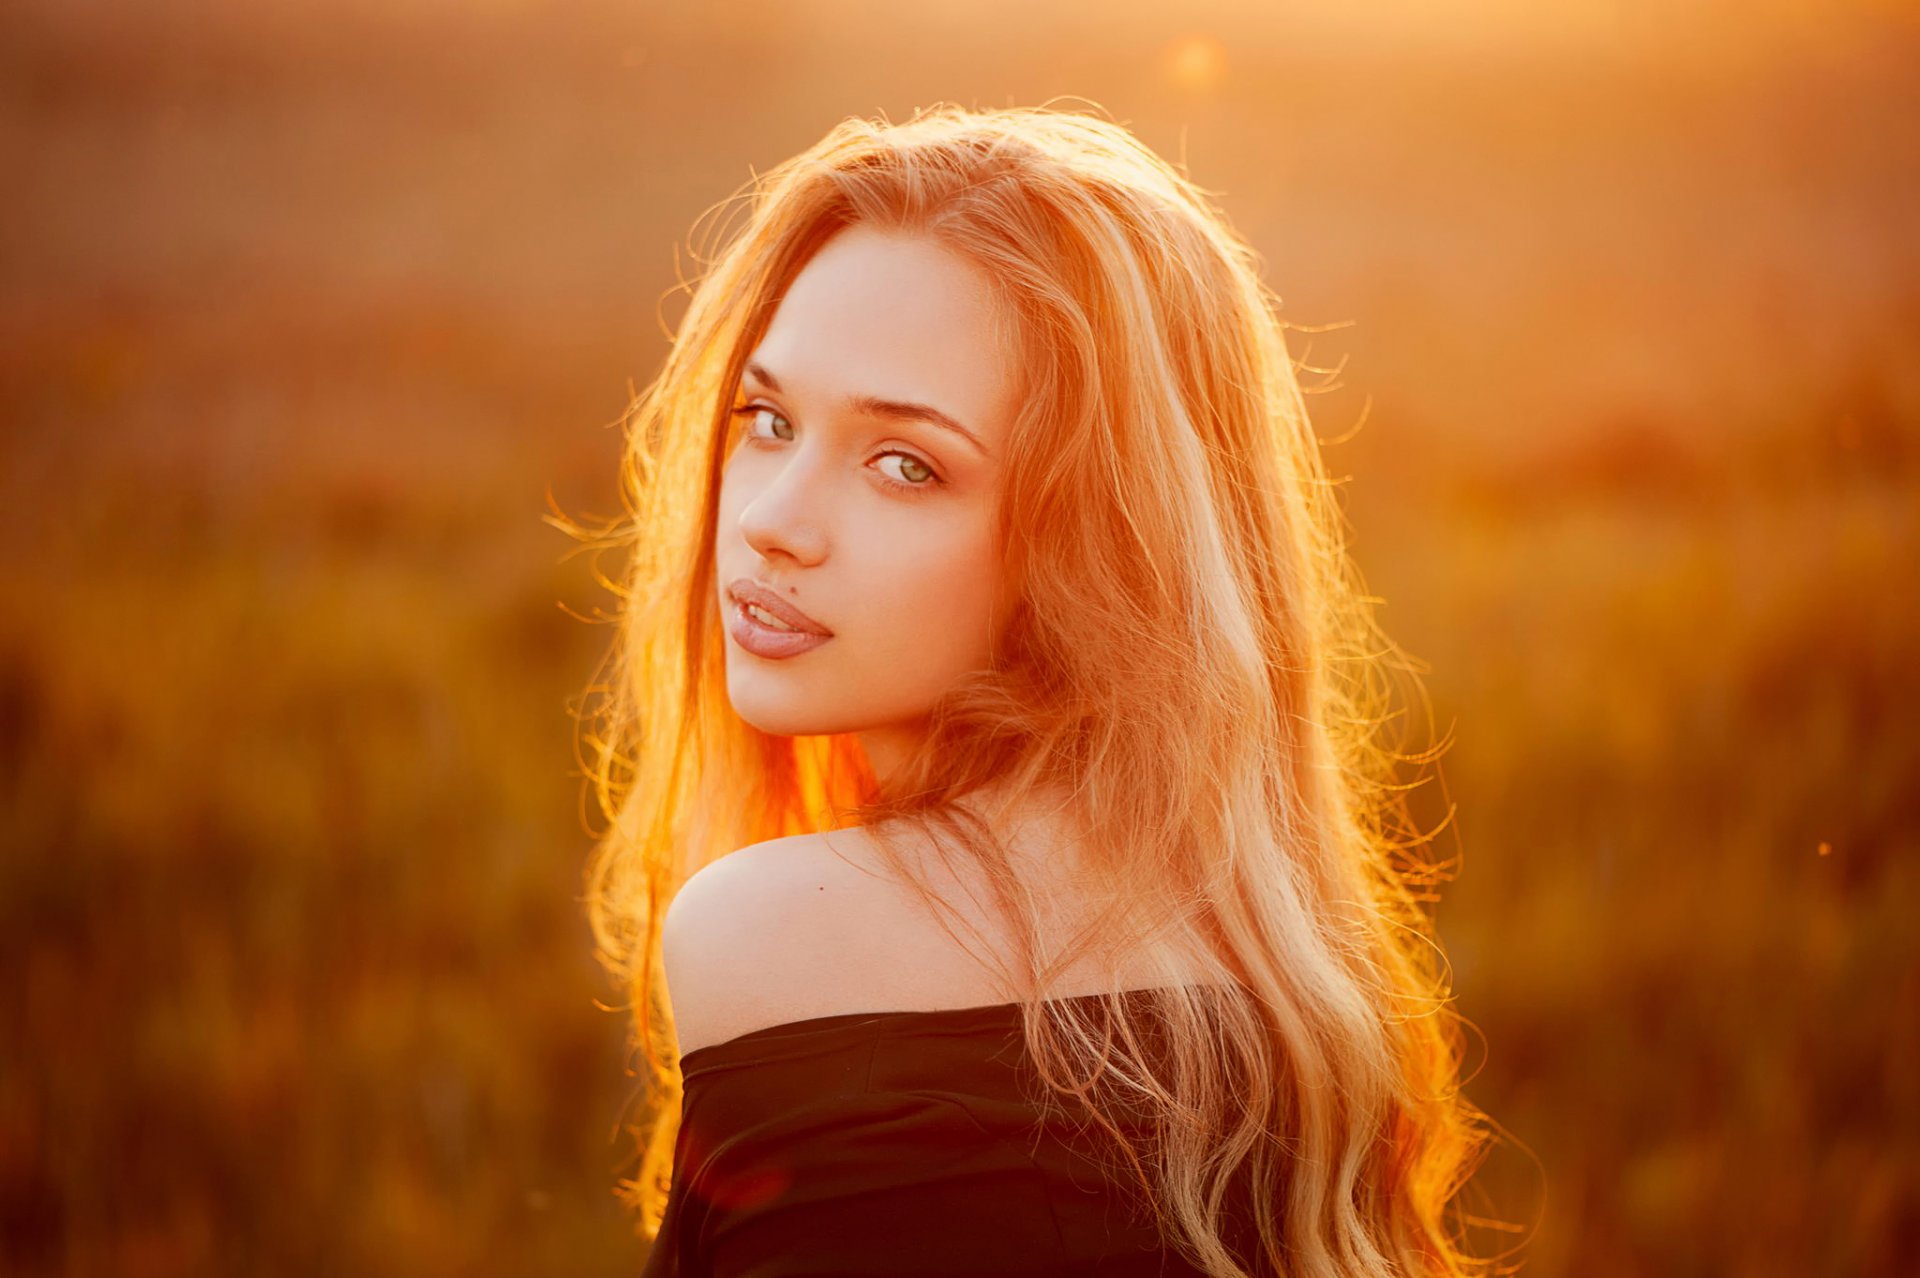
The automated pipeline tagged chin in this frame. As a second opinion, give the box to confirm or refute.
[724,657,956,740]
[725,674,834,738]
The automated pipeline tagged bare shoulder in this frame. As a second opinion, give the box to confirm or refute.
[662,827,939,1058]
[662,818,1215,1059]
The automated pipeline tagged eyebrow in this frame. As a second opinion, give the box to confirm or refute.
[744,360,989,457]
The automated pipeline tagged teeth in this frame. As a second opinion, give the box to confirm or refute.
[744,601,799,632]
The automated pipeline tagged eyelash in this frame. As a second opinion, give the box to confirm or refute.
[727,403,948,497]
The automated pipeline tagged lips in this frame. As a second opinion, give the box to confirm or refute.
[725,579,833,636]
[724,577,834,660]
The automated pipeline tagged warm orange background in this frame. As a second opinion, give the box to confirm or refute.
[3,2,1914,1274]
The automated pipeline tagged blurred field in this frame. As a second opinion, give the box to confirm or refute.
[2,2,1916,1275]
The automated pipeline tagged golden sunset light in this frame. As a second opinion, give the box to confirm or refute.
[3,0,1914,1274]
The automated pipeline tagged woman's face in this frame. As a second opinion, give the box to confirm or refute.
[714,224,1021,778]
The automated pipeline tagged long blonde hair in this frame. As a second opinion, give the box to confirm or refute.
[564,102,1506,1278]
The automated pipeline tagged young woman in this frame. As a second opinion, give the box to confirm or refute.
[574,104,1502,1277]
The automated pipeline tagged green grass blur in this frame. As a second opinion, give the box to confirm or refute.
[2,2,1915,1274]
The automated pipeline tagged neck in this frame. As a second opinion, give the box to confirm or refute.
[855,722,926,794]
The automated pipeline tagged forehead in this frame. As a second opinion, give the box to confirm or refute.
[749,225,1019,446]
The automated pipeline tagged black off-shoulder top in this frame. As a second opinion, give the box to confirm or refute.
[638,985,1266,1277]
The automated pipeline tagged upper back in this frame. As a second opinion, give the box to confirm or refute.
[661,822,1193,1059]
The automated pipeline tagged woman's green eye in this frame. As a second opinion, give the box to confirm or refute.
[731,404,792,440]
[876,451,941,489]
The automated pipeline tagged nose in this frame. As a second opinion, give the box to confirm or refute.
[735,450,829,567]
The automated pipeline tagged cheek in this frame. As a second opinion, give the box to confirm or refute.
[715,457,746,523]
[857,523,1000,670]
